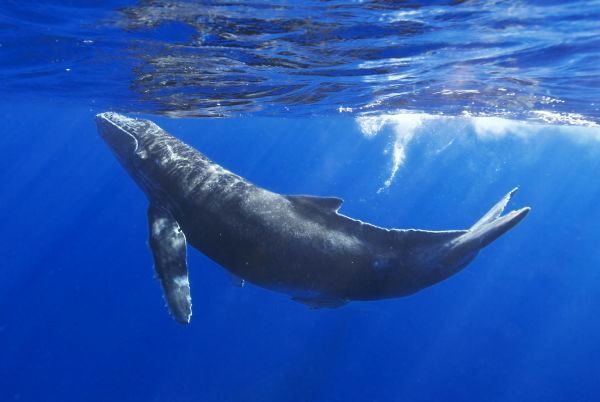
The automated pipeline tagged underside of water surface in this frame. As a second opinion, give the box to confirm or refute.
[2,0,599,123]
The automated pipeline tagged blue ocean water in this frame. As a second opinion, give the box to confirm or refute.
[1,1,600,402]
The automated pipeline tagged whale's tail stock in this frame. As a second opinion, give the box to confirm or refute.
[449,188,530,259]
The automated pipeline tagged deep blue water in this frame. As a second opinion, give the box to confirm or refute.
[1,1,600,402]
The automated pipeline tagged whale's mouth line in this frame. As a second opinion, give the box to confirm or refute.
[97,112,140,153]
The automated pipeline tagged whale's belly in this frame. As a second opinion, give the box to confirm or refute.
[181,190,374,296]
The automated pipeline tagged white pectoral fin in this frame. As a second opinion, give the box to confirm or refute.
[148,204,192,324]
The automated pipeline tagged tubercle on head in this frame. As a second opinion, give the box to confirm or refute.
[136,148,149,160]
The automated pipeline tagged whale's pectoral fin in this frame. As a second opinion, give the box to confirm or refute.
[148,204,192,324]
[286,195,344,213]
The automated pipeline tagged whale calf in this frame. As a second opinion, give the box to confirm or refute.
[96,112,530,324]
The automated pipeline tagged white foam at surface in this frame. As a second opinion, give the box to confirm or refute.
[532,111,598,127]
[470,116,536,139]
[357,113,432,191]
[356,111,600,189]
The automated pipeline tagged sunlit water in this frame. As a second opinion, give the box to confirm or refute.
[2,0,599,121]
[1,1,600,402]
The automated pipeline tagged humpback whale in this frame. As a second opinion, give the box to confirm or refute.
[96,112,530,324]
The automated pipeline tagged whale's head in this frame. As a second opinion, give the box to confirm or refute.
[96,112,159,163]
[96,112,175,199]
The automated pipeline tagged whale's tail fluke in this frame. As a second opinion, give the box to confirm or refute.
[450,188,530,256]
[388,188,530,292]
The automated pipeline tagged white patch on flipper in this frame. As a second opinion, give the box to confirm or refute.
[173,275,190,288]
[169,229,185,248]
[171,275,192,319]
[152,217,169,235]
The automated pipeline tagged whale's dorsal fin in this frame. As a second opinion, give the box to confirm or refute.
[286,195,344,212]
[148,204,192,324]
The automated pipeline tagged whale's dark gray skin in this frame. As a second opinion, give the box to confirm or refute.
[96,112,530,324]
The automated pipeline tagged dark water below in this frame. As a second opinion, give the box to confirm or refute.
[1,1,600,402]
